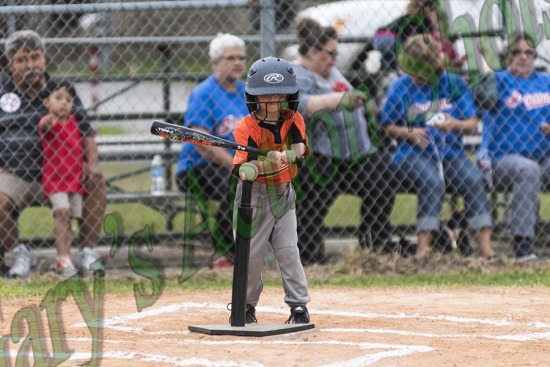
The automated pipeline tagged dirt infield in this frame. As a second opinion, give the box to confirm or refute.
[2,281,549,366]
[1,239,549,366]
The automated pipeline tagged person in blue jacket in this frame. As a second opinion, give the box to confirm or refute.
[175,33,249,268]
[475,33,550,261]
[380,33,496,259]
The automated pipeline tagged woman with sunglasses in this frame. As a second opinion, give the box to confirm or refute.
[476,33,550,261]
[380,33,496,260]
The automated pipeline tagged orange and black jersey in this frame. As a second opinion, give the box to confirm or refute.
[233,113,309,184]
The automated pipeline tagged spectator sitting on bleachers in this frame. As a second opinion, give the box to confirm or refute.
[175,33,249,268]
[292,17,396,265]
[474,33,550,261]
[0,30,107,279]
[380,34,496,260]
[372,0,465,73]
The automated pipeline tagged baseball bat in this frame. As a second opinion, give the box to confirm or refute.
[151,120,304,167]
[151,120,269,156]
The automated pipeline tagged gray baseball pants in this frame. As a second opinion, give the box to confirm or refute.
[233,181,310,307]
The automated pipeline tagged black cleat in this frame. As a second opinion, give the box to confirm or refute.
[285,304,310,324]
[245,304,257,324]
[228,304,257,324]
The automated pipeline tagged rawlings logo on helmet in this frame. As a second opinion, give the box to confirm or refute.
[264,73,284,83]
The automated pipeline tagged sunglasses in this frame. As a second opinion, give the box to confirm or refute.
[512,49,536,57]
[322,48,339,58]
[220,55,246,62]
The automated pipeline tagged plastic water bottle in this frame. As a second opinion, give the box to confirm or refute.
[477,148,493,189]
[150,154,165,195]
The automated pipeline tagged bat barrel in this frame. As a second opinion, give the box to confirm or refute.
[151,120,179,135]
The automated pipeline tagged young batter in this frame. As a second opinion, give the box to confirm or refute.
[232,56,311,324]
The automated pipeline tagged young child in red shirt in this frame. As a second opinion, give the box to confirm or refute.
[39,79,86,277]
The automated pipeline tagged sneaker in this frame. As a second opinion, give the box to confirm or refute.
[245,304,257,324]
[516,251,538,262]
[285,305,310,324]
[74,247,105,276]
[515,239,538,262]
[50,255,78,277]
[227,304,257,324]
[7,244,37,279]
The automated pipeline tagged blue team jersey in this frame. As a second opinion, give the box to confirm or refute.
[482,70,550,161]
[380,72,477,164]
[176,75,248,174]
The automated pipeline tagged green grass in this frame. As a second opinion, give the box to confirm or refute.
[16,158,550,239]
[323,193,461,227]
[19,162,171,239]
[95,125,126,135]
[18,161,214,239]
[307,270,550,287]
[1,269,549,299]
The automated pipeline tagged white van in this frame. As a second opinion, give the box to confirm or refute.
[283,0,550,75]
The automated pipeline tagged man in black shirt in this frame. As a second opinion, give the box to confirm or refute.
[0,30,106,278]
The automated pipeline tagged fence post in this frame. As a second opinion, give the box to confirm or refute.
[160,44,174,191]
[6,0,16,35]
[259,0,276,58]
[88,44,100,112]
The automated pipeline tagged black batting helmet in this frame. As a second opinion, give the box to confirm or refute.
[245,56,299,118]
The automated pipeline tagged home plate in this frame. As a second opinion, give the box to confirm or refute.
[189,323,315,337]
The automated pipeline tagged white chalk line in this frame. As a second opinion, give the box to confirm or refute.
[3,340,433,367]
[321,328,550,341]
[316,348,431,367]
[1,350,265,367]
[72,302,226,328]
[72,302,550,331]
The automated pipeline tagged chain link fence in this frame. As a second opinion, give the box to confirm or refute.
[0,0,549,269]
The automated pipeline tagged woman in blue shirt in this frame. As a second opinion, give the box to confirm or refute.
[380,34,495,259]
[477,33,550,261]
[175,33,249,268]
